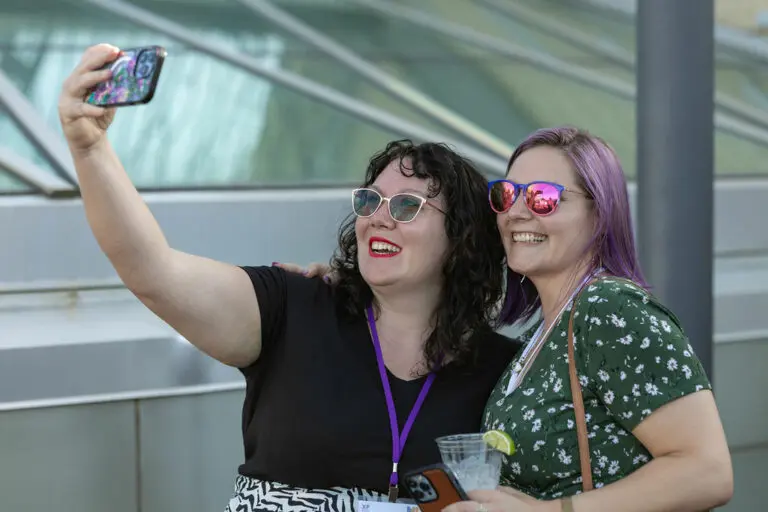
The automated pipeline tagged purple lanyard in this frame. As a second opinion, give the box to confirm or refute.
[366,305,437,503]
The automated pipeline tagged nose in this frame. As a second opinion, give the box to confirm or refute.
[501,192,532,223]
[370,199,396,229]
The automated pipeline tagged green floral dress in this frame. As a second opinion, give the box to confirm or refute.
[483,277,711,499]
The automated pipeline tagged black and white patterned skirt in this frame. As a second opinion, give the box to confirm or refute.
[225,475,389,512]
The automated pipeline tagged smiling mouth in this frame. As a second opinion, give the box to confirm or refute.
[512,232,548,243]
[369,238,402,258]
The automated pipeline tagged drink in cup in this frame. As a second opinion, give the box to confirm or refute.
[435,433,504,491]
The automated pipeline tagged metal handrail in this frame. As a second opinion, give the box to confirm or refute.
[236,0,514,158]
[0,147,76,196]
[477,0,768,132]
[81,0,508,176]
[361,0,768,147]
[0,71,79,185]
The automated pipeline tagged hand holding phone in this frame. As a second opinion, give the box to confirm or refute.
[402,464,469,512]
[85,45,166,107]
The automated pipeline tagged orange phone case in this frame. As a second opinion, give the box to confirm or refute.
[403,464,469,512]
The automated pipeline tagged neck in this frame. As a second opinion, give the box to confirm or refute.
[532,261,596,329]
[370,283,441,339]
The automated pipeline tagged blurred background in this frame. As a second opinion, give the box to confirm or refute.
[0,0,766,510]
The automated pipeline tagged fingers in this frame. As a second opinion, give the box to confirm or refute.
[272,262,306,275]
[65,69,113,99]
[75,44,121,75]
[305,263,331,278]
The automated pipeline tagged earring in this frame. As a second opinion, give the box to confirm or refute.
[520,275,526,284]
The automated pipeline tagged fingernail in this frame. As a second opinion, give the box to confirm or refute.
[272,262,279,266]
[302,270,308,276]
[323,276,331,283]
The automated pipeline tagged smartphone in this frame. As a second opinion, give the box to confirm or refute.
[85,45,166,107]
[402,464,469,512]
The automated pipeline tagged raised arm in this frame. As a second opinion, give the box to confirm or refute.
[59,44,261,368]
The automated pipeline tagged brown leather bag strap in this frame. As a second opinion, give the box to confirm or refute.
[567,278,600,492]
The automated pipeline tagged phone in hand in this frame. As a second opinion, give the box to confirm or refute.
[85,45,166,107]
[402,464,469,512]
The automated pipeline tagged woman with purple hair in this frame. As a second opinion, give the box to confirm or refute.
[445,126,732,512]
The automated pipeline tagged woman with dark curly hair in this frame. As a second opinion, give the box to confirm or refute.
[58,43,521,512]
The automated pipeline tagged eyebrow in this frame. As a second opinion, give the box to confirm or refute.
[369,185,429,197]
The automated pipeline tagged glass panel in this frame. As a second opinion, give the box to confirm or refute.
[0,109,51,192]
[421,0,768,176]
[0,169,33,193]
[232,0,539,146]
[0,0,413,188]
[130,0,456,142]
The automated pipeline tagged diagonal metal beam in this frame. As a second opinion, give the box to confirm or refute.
[0,71,79,184]
[360,0,768,147]
[477,0,768,132]
[80,0,508,176]
[0,146,77,197]
[236,0,513,159]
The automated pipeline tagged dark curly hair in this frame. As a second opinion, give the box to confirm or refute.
[330,139,505,371]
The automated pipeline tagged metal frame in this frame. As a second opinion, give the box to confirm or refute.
[81,0,508,176]
[236,0,513,158]
[477,0,768,131]
[0,147,75,196]
[360,0,768,147]
[0,71,79,184]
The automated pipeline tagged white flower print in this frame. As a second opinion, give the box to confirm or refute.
[682,365,692,379]
[553,379,563,393]
[618,334,633,345]
[523,388,536,396]
[532,419,542,432]
[609,314,627,328]
[640,337,651,349]
[533,440,545,452]
[661,320,672,333]
[604,390,615,404]
[510,462,521,475]
[667,358,678,371]
[523,409,535,421]
[645,383,660,396]
[557,449,572,465]
[598,369,610,382]
[608,460,620,475]
[590,317,602,326]
[635,364,645,374]
[619,371,627,381]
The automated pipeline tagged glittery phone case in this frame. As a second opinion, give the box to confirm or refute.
[85,46,166,107]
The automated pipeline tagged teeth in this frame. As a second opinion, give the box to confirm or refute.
[371,241,401,253]
[512,232,547,243]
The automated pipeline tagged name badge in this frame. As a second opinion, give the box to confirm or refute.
[357,500,420,512]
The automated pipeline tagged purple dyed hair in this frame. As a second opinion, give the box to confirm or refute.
[499,126,649,326]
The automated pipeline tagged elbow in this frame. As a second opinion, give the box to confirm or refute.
[698,453,734,508]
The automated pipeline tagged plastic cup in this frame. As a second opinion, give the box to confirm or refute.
[435,433,503,491]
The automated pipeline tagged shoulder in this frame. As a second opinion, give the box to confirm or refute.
[574,276,683,333]
[239,265,339,323]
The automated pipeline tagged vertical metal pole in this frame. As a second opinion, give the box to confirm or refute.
[637,0,715,382]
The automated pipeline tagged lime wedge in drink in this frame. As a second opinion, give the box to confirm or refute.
[482,430,515,455]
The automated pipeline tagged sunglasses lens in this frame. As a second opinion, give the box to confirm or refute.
[390,194,423,222]
[526,183,561,215]
[353,189,381,217]
[489,181,516,213]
